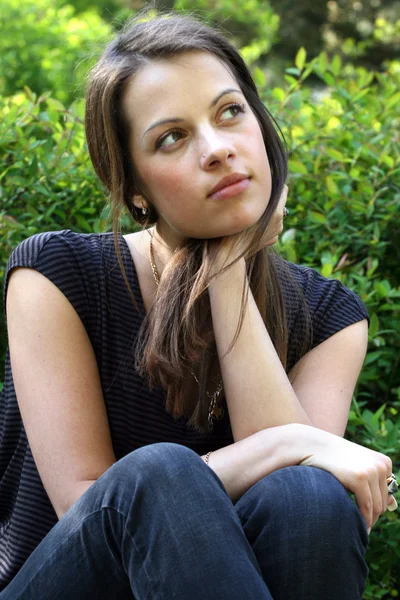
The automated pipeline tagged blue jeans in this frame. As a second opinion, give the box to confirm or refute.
[1,443,369,599]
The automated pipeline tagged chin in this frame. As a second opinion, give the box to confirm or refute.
[269,236,279,247]
[188,212,265,240]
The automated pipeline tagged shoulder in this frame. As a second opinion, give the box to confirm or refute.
[5,229,120,273]
[4,230,117,328]
[7,229,95,265]
[277,258,367,314]
[279,257,369,343]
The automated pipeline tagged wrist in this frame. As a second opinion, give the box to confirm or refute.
[288,422,334,463]
[202,451,213,466]
[209,256,246,284]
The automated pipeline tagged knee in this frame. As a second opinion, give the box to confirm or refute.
[69,443,209,516]
[238,466,368,548]
[109,442,203,488]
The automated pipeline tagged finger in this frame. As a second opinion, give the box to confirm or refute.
[279,184,288,207]
[354,475,374,532]
[370,465,388,527]
[379,468,391,513]
[271,188,288,225]
[387,495,398,512]
[387,469,398,512]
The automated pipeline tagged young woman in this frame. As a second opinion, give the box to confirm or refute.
[0,11,397,600]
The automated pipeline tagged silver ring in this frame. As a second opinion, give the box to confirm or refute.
[387,474,398,495]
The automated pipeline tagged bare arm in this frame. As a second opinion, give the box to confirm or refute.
[6,268,117,519]
[200,423,304,502]
[209,257,312,442]
[288,319,369,436]
[200,422,394,533]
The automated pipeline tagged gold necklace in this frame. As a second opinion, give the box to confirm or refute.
[148,235,224,430]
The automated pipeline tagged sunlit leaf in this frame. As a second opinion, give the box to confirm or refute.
[295,47,307,71]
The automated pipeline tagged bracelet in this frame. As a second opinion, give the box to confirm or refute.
[204,451,213,465]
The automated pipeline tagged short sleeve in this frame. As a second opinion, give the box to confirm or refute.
[286,261,370,349]
[3,230,97,336]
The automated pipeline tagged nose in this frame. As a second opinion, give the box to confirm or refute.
[199,129,236,169]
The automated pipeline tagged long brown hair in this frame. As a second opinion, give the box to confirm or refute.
[84,10,313,434]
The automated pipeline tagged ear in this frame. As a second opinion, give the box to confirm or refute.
[132,193,147,211]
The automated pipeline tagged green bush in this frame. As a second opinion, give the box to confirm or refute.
[0,90,108,374]
[0,41,399,598]
[0,0,112,104]
[270,51,400,407]
[174,0,280,64]
[269,50,400,597]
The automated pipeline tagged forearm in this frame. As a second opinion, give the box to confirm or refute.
[200,423,306,503]
[209,258,312,442]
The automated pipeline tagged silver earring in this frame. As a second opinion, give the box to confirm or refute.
[283,207,289,218]
[142,206,148,215]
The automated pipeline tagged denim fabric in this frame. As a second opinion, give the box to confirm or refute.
[0,443,369,599]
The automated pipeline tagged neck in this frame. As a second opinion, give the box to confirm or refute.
[146,227,181,283]
[148,224,185,272]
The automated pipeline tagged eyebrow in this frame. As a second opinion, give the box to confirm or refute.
[142,88,243,139]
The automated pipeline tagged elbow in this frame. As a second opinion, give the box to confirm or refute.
[54,479,97,520]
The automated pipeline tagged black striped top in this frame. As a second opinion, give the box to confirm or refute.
[0,229,369,589]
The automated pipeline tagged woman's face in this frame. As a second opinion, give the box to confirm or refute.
[121,51,272,247]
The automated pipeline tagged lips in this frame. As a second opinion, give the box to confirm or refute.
[208,173,249,197]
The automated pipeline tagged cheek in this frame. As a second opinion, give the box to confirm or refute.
[140,162,189,204]
[253,129,271,181]
[243,119,269,163]
[252,124,267,156]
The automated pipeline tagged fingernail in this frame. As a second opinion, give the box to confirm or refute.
[387,497,398,512]
[367,527,371,535]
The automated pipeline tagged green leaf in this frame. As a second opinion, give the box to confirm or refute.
[289,160,308,175]
[285,67,300,77]
[318,52,328,73]
[284,75,298,87]
[321,263,333,277]
[364,351,382,366]
[326,116,341,130]
[380,154,394,169]
[385,92,400,110]
[300,64,314,81]
[369,313,380,339]
[295,47,307,71]
[326,175,339,195]
[371,404,386,427]
[272,87,285,102]
[25,204,40,217]
[331,54,342,76]
[374,281,390,298]
[362,408,379,433]
[75,215,92,232]
[325,148,344,161]
[321,72,335,86]
[23,86,36,102]
[46,98,66,111]
[253,67,266,88]
[310,211,327,224]
[353,89,369,103]
[321,252,334,266]
[35,184,51,197]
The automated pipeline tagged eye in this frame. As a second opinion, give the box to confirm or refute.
[156,130,185,149]
[220,102,246,121]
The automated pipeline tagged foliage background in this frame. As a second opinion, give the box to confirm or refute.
[1,0,399,596]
